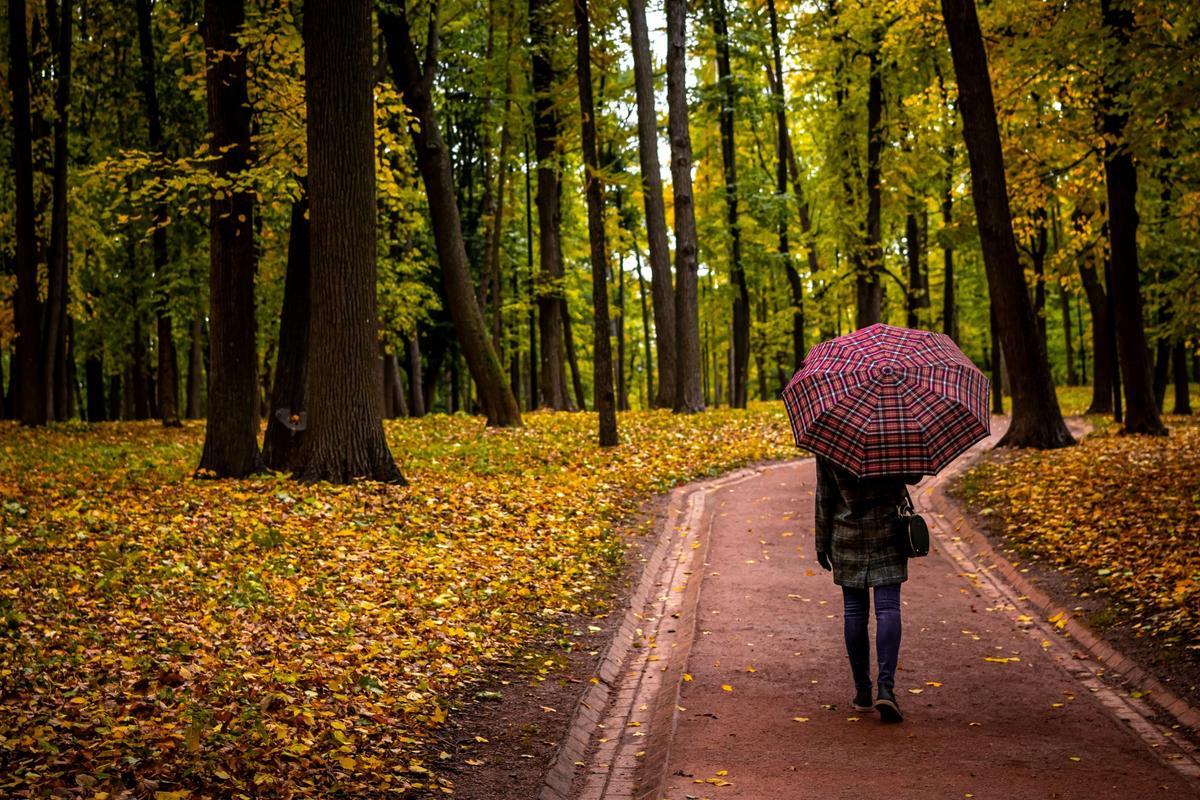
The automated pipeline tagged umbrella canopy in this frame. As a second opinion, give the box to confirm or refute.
[782,323,990,477]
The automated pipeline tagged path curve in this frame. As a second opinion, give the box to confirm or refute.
[544,420,1200,800]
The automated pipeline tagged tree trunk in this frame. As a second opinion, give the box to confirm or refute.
[562,296,587,411]
[528,0,569,411]
[131,294,152,421]
[626,0,676,407]
[380,6,522,427]
[710,0,749,408]
[185,315,203,418]
[857,31,884,329]
[666,0,704,412]
[40,0,72,422]
[616,247,628,411]
[1078,257,1114,414]
[906,209,922,328]
[524,140,538,411]
[1098,0,1165,435]
[10,0,42,426]
[84,355,105,421]
[1029,206,1048,349]
[405,332,426,417]
[574,0,618,443]
[634,240,654,404]
[1059,280,1077,386]
[135,0,181,427]
[767,0,804,368]
[1172,342,1191,415]
[1153,336,1170,412]
[941,0,1073,448]
[941,146,958,341]
[262,195,311,472]
[197,0,264,477]
[109,374,122,421]
[292,0,402,482]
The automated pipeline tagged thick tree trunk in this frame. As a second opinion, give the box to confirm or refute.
[10,0,43,426]
[575,0,618,444]
[710,0,749,409]
[857,32,884,329]
[666,0,704,412]
[380,7,522,428]
[528,0,569,410]
[197,0,264,477]
[292,0,402,483]
[767,0,804,368]
[942,0,1073,448]
[136,0,181,427]
[1098,0,1165,435]
[906,209,923,328]
[1078,257,1114,414]
[262,195,310,472]
[626,0,676,407]
[1172,343,1192,415]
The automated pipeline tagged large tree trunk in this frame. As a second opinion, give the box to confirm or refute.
[197,0,264,477]
[710,0,749,409]
[9,0,43,426]
[574,0,618,445]
[634,240,654,404]
[857,30,884,329]
[1098,0,1166,435]
[626,0,676,407]
[767,0,804,368]
[666,0,704,412]
[262,195,310,472]
[135,0,181,427]
[380,7,521,427]
[942,0,1073,448]
[293,0,402,483]
[528,0,569,410]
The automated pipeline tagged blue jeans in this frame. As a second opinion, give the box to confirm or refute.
[842,584,902,692]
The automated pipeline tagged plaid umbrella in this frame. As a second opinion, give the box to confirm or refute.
[782,323,990,477]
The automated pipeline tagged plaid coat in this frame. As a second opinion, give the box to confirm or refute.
[814,457,919,589]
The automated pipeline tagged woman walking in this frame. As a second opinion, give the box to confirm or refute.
[814,457,919,722]
[781,323,992,725]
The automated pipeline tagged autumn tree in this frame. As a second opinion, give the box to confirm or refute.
[941,0,1074,448]
[196,0,264,477]
[380,2,522,427]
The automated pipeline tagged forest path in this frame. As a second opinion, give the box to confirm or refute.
[556,419,1200,800]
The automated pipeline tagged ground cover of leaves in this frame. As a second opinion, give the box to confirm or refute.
[957,411,1200,656]
[0,406,794,799]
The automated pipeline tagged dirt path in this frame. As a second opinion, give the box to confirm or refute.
[581,423,1195,800]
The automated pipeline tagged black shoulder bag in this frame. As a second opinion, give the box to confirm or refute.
[895,492,930,558]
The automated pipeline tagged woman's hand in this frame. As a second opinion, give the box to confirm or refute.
[816,551,832,572]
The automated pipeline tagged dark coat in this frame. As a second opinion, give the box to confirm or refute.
[814,457,920,589]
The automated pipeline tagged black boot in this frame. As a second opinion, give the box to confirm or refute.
[875,685,903,723]
[852,687,874,712]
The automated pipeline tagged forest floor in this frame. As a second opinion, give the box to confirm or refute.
[2,390,1197,799]
[0,406,794,799]
[953,398,1200,710]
